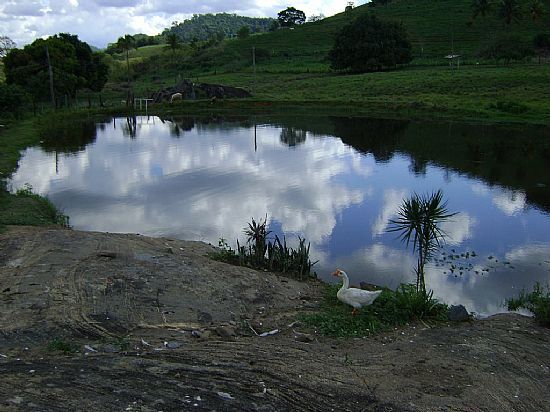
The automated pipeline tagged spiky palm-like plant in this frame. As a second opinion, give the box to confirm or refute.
[499,0,522,25]
[244,215,271,266]
[529,0,545,22]
[472,0,491,19]
[388,190,456,294]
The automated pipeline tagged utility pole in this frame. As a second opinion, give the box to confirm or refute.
[45,45,55,109]
[252,46,256,92]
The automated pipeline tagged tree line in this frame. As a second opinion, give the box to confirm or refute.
[2,33,109,115]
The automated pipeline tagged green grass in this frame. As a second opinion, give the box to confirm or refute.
[0,185,70,227]
[302,283,448,337]
[47,337,79,354]
[0,114,91,229]
[507,283,550,327]
[210,217,317,280]
[107,0,550,73]
[95,0,550,125]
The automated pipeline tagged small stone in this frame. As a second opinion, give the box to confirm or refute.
[448,305,470,321]
[217,391,234,400]
[215,325,236,338]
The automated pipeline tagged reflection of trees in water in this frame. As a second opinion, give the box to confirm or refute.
[409,157,428,176]
[39,120,100,154]
[280,127,307,147]
[330,117,409,162]
[122,116,137,138]
[324,116,550,213]
[159,117,196,137]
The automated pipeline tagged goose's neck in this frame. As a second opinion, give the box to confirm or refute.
[340,272,350,290]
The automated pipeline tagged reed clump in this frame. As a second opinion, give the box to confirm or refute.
[507,282,550,327]
[213,216,317,280]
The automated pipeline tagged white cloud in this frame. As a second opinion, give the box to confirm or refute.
[440,212,477,246]
[372,188,407,237]
[492,189,526,216]
[471,183,527,217]
[9,117,366,252]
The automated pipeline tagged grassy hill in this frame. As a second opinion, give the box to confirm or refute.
[109,0,550,74]
[199,0,550,71]
[101,0,550,124]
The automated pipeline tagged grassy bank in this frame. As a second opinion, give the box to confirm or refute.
[102,62,550,126]
[302,283,448,337]
[195,64,550,125]
[0,116,74,229]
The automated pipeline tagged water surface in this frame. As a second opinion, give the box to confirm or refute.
[9,115,550,315]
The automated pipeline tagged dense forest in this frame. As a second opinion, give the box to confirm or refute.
[162,13,275,42]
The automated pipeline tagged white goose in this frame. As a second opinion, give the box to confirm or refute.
[332,269,382,315]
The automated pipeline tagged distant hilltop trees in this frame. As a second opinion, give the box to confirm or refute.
[162,13,275,42]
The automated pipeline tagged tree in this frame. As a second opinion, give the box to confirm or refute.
[471,0,491,19]
[533,33,550,62]
[308,14,325,23]
[3,34,108,107]
[87,53,109,106]
[529,0,545,22]
[329,14,413,72]
[479,34,534,63]
[345,2,354,12]
[115,34,135,104]
[0,35,16,58]
[499,0,522,25]
[269,20,280,31]
[388,190,456,294]
[277,7,306,27]
[237,25,250,39]
[164,33,181,59]
[0,83,28,118]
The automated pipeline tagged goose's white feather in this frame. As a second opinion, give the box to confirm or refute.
[332,269,382,310]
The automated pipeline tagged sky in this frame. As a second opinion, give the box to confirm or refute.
[1,0,356,49]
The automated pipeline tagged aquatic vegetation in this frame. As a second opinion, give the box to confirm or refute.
[302,283,448,337]
[212,216,317,279]
[388,190,456,293]
[47,337,79,354]
[507,282,550,327]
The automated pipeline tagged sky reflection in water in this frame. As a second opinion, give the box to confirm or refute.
[9,116,550,315]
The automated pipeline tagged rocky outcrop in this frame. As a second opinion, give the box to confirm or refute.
[150,79,251,103]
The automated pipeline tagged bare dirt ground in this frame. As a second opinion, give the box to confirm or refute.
[0,226,549,411]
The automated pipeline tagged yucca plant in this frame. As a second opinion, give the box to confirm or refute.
[244,215,270,267]
[388,190,456,294]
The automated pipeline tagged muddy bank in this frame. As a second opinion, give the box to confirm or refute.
[1,226,549,411]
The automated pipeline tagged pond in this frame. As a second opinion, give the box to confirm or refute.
[8,115,550,316]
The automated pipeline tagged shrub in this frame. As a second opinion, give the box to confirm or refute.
[329,13,412,73]
[0,83,29,118]
[48,337,79,354]
[302,283,448,337]
[211,217,317,279]
[478,35,534,64]
[507,283,550,327]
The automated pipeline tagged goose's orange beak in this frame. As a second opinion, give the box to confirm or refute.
[331,269,341,277]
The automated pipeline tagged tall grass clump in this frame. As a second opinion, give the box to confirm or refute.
[507,282,550,327]
[302,283,448,337]
[0,184,70,228]
[212,216,317,279]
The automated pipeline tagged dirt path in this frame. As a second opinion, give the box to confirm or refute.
[1,227,549,411]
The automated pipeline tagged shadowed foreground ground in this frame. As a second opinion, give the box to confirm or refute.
[0,227,548,411]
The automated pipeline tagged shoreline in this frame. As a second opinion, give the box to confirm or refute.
[0,225,548,411]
